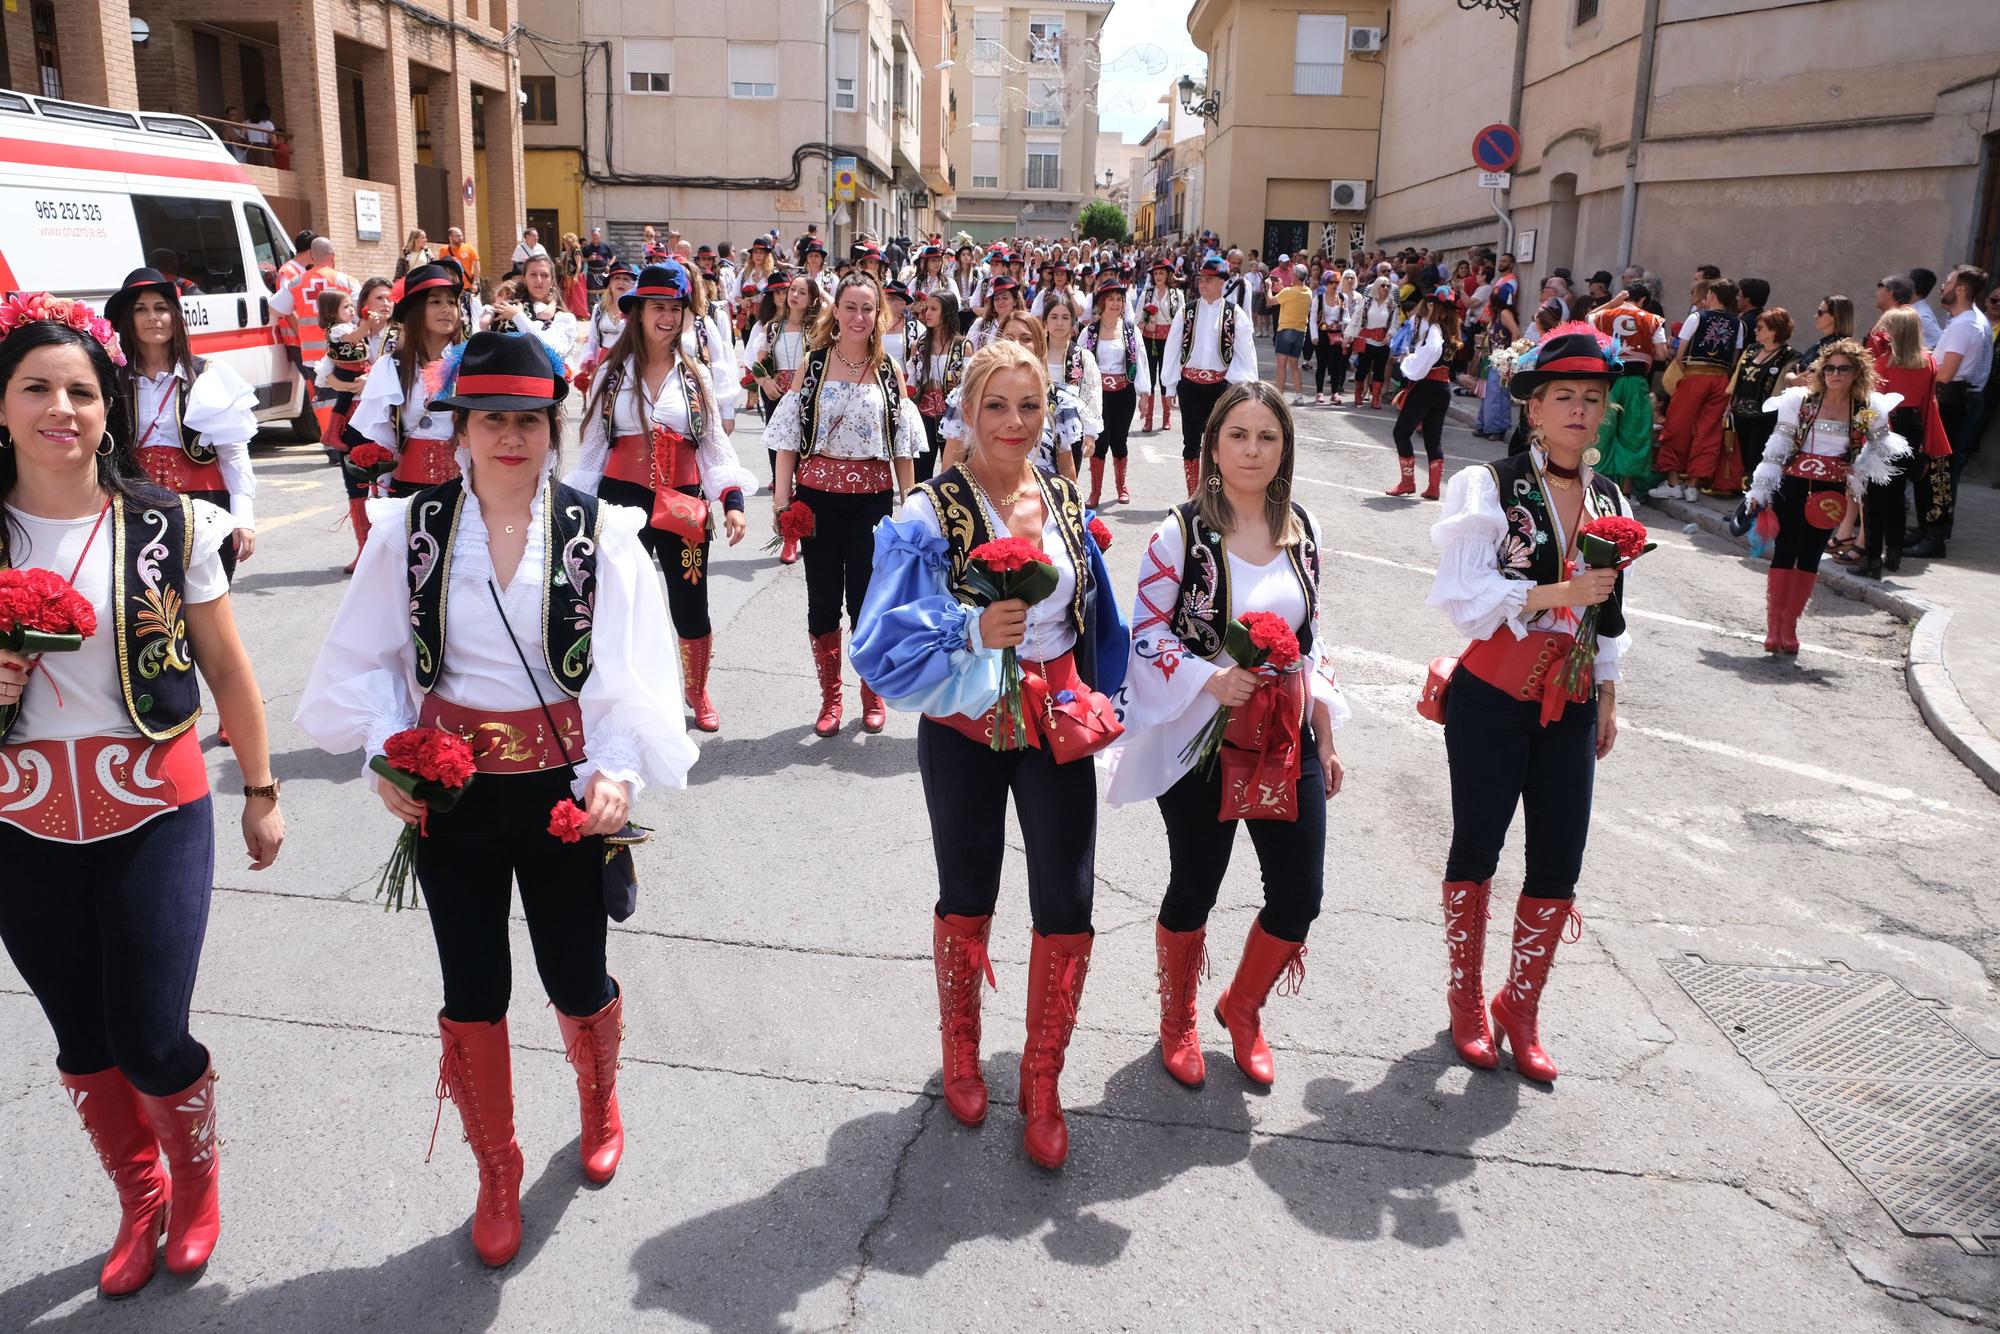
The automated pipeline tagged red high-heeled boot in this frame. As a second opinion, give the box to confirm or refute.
[680,635,719,732]
[1154,922,1207,1087]
[1114,455,1131,503]
[1087,456,1105,507]
[1018,930,1092,1169]
[1183,458,1200,497]
[811,631,844,736]
[933,913,996,1126]
[555,987,625,1184]
[859,682,887,734]
[1213,920,1305,1086]
[134,1061,221,1276]
[1490,896,1583,1083]
[61,1068,169,1297]
[1422,459,1445,500]
[433,1016,525,1266]
[1441,880,1498,1069]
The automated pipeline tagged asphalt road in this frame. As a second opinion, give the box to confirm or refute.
[2,383,1996,1331]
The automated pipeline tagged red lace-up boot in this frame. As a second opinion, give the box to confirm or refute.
[1088,456,1106,507]
[555,988,625,1183]
[1213,920,1305,1086]
[345,498,371,575]
[1161,395,1173,431]
[933,914,997,1126]
[680,635,719,732]
[1114,455,1131,503]
[1141,397,1154,432]
[134,1061,222,1276]
[1153,922,1207,1087]
[1422,459,1445,500]
[811,631,844,736]
[61,1068,169,1297]
[859,683,887,734]
[433,1016,525,1266]
[1441,880,1498,1069]
[1490,896,1583,1084]
[1183,458,1200,497]
[1385,456,1417,496]
[1018,930,1092,1169]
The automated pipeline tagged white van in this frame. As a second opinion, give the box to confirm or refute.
[0,91,314,440]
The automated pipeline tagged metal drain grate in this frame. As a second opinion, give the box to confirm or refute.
[1663,955,2000,1256]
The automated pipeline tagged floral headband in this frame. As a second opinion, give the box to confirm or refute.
[0,293,126,365]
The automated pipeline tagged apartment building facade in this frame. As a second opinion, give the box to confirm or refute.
[946,0,1113,243]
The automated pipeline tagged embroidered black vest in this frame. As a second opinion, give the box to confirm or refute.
[794,344,901,461]
[1167,501,1319,661]
[1057,340,1084,389]
[0,495,201,743]
[1084,317,1138,378]
[913,330,968,394]
[1178,297,1237,370]
[127,358,214,464]
[404,477,604,699]
[914,465,1092,644]
[1486,452,1626,640]
[598,358,705,452]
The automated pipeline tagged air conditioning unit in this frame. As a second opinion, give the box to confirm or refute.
[1349,27,1383,54]
[1330,179,1368,211]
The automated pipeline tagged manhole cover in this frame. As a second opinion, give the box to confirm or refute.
[1663,955,2000,1256]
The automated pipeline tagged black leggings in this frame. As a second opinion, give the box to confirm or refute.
[1314,336,1348,395]
[1353,340,1390,391]
[916,412,942,483]
[798,484,892,636]
[415,768,615,1024]
[1156,729,1326,942]
[0,799,215,1095]
[1443,670,1598,900]
[1143,337,1168,398]
[1864,408,1919,562]
[1393,379,1451,461]
[600,478,713,640]
[1178,376,1228,461]
[1098,382,1137,460]
[1769,474,1842,573]
[918,716,1095,935]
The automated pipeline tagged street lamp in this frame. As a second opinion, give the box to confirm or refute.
[1177,74,1219,123]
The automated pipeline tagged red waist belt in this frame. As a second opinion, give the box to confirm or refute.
[393,437,459,486]
[1783,453,1851,484]
[1424,367,1451,383]
[0,730,207,844]
[138,446,225,495]
[796,454,892,494]
[1461,629,1588,727]
[604,429,700,491]
[1181,368,1226,386]
[1358,327,1388,344]
[418,695,585,775]
[928,650,1122,763]
[1102,374,1132,392]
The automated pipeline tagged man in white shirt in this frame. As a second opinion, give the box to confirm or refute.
[1161,254,1259,495]
[1909,267,1945,348]
[510,227,549,275]
[1910,264,1992,558]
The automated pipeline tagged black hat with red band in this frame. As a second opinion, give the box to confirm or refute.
[619,262,694,314]
[429,330,570,412]
[1507,321,1622,401]
[104,267,182,325]
[393,262,464,323]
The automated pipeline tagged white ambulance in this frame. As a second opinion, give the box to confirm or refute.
[0,91,315,440]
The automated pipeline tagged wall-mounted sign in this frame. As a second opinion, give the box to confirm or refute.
[1516,228,1537,263]
[354,189,383,242]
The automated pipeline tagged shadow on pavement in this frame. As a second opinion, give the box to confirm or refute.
[687,726,916,783]
[1694,645,1843,685]
[0,1142,587,1334]
[228,566,356,596]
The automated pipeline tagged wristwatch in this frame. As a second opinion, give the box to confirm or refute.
[242,782,281,801]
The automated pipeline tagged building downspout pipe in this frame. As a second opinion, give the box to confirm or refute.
[1499,0,1531,234]
[1618,0,1664,269]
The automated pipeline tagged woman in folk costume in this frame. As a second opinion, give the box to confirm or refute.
[765,273,926,736]
[1103,383,1347,1088]
[351,263,469,496]
[912,244,951,300]
[937,312,1086,481]
[576,260,637,393]
[1426,325,1637,1084]
[1081,278,1150,506]
[735,237,779,336]
[498,253,582,371]
[906,288,969,484]
[967,276,1024,354]
[1041,298,1101,473]
[1746,339,1908,652]
[849,338,1128,1170]
[745,273,822,473]
[320,277,397,571]
[680,265,743,437]
[881,280,918,370]
[565,262,755,732]
[1137,259,1183,434]
[296,331,696,1267]
[104,268,260,578]
[0,302,284,1296]
[1031,259,1088,324]
[1385,287,1464,501]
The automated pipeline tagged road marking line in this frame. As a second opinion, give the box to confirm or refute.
[254,503,341,534]
[266,478,323,492]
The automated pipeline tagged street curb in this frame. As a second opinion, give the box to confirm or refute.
[1444,397,2000,794]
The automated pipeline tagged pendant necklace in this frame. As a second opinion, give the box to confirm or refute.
[833,345,868,373]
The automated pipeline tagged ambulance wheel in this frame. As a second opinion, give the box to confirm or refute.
[293,399,323,444]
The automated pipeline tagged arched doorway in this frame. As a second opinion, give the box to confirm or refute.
[1547,173,1579,285]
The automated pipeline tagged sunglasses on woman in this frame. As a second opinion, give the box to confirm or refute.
[1822,363,1855,375]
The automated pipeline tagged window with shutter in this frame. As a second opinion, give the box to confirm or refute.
[728,43,777,99]
[1293,15,1346,97]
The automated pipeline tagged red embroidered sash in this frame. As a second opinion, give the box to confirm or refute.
[418,696,585,775]
[0,730,207,843]
[137,445,225,494]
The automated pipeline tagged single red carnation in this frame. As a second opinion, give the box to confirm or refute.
[548,798,588,843]
[1239,610,1301,669]
[1088,516,1112,551]
[1580,514,1649,563]
[382,728,476,788]
[779,502,816,540]
[968,536,1052,573]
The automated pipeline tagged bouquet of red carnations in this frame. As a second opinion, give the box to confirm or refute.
[1559,515,1654,696]
[764,500,816,558]
[1179,611,1301,776]
[963,536,1060,750]
[342,442,398,486]
[368,727,476,911]
[0,567,97,655]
